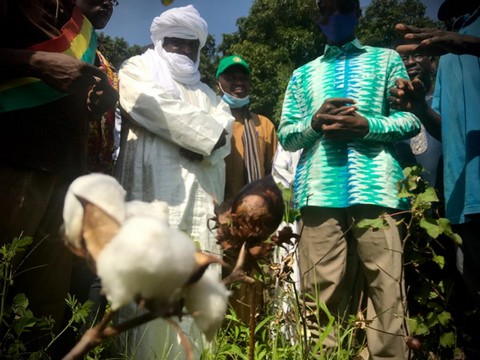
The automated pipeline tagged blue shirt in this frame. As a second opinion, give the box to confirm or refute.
[433,10,480,224]
[395,95,443,189]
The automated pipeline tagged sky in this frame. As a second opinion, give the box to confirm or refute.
[103,0,443,47]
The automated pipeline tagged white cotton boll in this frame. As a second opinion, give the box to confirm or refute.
[62,190,84,249]
[63,173,126,249]
[184,269,230,341]
[97,216,197,310]
[125,200,169,224]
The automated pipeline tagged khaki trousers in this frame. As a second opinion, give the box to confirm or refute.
[299,205,408,360]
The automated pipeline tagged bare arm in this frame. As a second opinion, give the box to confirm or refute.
[0,48,109,93]
[389,78,442,141]
[1,48,118,113]
[395,23,480,57]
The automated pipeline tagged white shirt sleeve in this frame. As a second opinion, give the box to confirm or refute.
[119,56,226,157]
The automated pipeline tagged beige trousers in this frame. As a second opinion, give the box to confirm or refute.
[299,205,408,360]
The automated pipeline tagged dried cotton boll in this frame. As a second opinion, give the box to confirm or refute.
[214,175,284,258]
[63,173,126,250]
[184,269,230,341]
[97,216,197,310]
[125,200,169,224]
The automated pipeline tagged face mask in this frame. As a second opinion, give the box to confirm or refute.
[218,82,250,108]
[222,92,250,109]
[318,11,358,44]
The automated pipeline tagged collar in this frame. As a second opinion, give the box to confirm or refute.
[323,38,365,59]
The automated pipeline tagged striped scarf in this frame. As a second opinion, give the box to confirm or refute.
[0,6,97,113]
[242,109,262,183]
[86,50,118,174]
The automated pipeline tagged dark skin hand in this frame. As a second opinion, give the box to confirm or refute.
[1,49,109,93]
[311,98,369,140]
[87,79,119,115]
[179,129,228,162]
[179,148,204,162]
[0,49,118,113]
[29,50,110,94]
[389,78,442,141]
[395,23,480,57]
[389,78,427,114]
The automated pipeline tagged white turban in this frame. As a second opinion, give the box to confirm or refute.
[150,5,208,48]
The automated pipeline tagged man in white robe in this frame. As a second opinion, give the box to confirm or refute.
[116,5,233,255]
[114,5,234,359]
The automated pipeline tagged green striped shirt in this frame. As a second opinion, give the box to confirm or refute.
[278,39,420,210]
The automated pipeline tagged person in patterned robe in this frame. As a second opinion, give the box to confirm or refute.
[75,0,119,174]
[73,0,119,335]
[277,0,420,358]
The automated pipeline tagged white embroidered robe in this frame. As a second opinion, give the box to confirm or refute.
[114,54,233,360]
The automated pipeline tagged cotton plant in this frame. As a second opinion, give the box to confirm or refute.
[213,175,284,255]
[184,268,230,341]
[62,173,126,262]
[61,173,229,359]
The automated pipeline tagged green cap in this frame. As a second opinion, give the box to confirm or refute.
[216,55,251,79]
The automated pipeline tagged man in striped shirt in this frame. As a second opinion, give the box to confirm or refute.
[278,0,420,358]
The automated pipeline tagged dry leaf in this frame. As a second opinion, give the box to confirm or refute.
[79,198,121,266]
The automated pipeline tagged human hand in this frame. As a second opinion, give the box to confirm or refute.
[87,79,119,115]
[389,78,428,115]
[30,51,108,94]
[212,129,228,151]
[179,148,204,162]
[321,112,369,140]
[395,23,472,56]
[311,98,357,132]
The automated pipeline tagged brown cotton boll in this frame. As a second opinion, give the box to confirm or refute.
[212,199,235,247]
[218,175,284,240]
[213,175,284,257]
[272,225,300,249]
[230,175,284,243]
[406,336,423,351]
[247,241,274,259]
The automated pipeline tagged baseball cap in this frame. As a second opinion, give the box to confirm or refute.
[216,55,251,79]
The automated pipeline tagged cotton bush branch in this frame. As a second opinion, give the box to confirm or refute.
[64,241,258,360]
[62,301,192,360]
[222,242,256,286]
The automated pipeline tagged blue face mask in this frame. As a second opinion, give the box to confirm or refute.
[318,11,358,44]
[221,92,250,109]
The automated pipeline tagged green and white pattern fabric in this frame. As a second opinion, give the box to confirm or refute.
[278,39,421,210]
